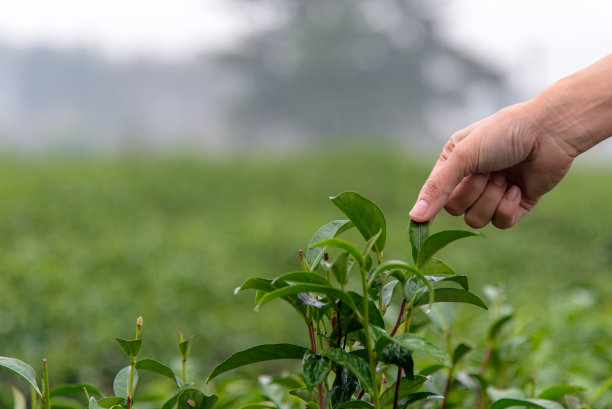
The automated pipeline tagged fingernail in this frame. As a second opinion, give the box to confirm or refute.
[506,185,520,200]
[410,199,429,219]
[492,173,505,186]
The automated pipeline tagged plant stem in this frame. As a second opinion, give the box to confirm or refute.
[360,268,380,409]
[392,370,402,409]
[336,300,343,348]
[182,357,187,384]
[307,322,325,409]
[42,359,50,409]
[441,331,454,409]
[392,301,413,409]
[30,387,37,409]
[127,356,136,409]
[390,299,406,337]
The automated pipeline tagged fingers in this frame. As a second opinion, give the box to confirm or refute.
[492,185,522,229]
[464,173,508,228]
[445,173,490,216]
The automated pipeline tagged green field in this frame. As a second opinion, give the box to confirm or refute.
[1,147,612,404]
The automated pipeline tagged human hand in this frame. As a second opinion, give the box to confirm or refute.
[409,102,577,228]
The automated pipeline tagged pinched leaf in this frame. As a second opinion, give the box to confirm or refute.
[409,220,429,264]
[330,192,386,255]
[312,238,365,268]
[302,351,332,389]
[113,366,138,399]
[306,220,353,270]
[272,272,332,287]
[136,358,181,387]
[489,398,565,409]
[414,288,488,310]
[115,338,143,358]
[0,356,42,397]
[398,392,443,408]
[50,383,102,398]
[256,284,359,316]
[452,343,472,365]
[321,348,372,391]
[177,387,218,409]
[207,344,309,382]
[417,230,482,269]
[537,385,585,400]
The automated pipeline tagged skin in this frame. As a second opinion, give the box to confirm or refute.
[410,53,612,229]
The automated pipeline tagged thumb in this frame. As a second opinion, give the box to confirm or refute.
[410,147,473,222]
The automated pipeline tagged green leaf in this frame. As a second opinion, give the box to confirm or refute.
[337,401,375,408]
[321,348,372,391]
[177,387,218,409]
[50,384,102,398]
[489,398,565,409]
[289,388,318,404]
[88,397,103,409]
[417,230,482,269]
[378,334,450,366]
[537,385,586,400]
[239,404,277,409]
[272,272,332,287]
[418,364,446,376]
[12,387,26,409]
[234,277,306,317]
[136,358,181,387]
[329,366,360,409]
[409,220,429,264]
[414,288,488,310]
[330,191,386,255]
[423,258,457,275]
[161,392,180,409]
[428,275,469,290]
[489,314,514,341]
[112,366,138,399]
[379,343,414,379]
[312,238,365,268]
[256,284,359,317]
[306,220,353,270]
[452,343,472,365]
[302,351,332,389]
[331,252,350,286]
[96,397,125,408]
[114,338,143,358]
[380,375,428,406]
[398,392,443,408]
[207,343,309,382]
[0,356,42,397]
[362,230,382,258]
[381,280,399,310]
[178,335,194,361]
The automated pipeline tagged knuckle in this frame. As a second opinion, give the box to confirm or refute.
[464,212,487,229]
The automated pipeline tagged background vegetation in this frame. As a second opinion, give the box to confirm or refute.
[1,146,612,405]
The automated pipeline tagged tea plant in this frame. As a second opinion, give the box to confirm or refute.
[208,191,586,409]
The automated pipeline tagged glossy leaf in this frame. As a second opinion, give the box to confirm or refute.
[377,334,450,366]
[256,284,359,316]
[398,392,443,408]
[409,220,429,264]
[88,397,103,409]
[96,397,125,408]
[330,191,386,255]
[427,275,469,290]
[537,385,586,400]
[112,366,138,399]
[417,230,482,269]
[272,272,332,287]
[114,338,143,358]
[337,401,375,408]
[235,277,306,317]
[302,351,332,389]
[0,356,42,397]
[329,366,360,408]
[321,348,372,391]
[489,314,514,341]
[381,280,399,309]
[306,220,353,270]
[331,252,350,286]
[207,344,309,382]
[177,387,218,409]
[380,343,414,378]
[50,383,102,398]
[297,292,329,309]
[452,343,472,365]
[423,258,457,275]
[489,398,564,409]
[414,288,488,310]
[380,375,428,406]
[136,358,181,387]
[312,238,365,268]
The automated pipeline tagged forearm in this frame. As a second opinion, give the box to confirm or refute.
[526,53,612,156]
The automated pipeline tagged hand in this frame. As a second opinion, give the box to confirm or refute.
[409,102,577,228]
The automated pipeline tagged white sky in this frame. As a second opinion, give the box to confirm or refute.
[0,0,610,96]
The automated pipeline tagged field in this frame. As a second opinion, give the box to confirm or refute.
[1,146,612,406]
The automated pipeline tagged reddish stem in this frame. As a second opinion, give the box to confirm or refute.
[308,323,324,409]
[357,389,366,400]
[391,299,407,337]
[392,369,402,409]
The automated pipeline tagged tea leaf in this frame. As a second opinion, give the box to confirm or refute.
[414,288,488,310]
[452,343,472,365]
[379,343,414,378]
[235,277,307,317]
[239,404,277,409]
[0,356,42,397]
[302,351,332,389]
[306,220,353,270]
[330,192,386,255]
[398,392,443,408]
[331,252,350,286]
[409,220,429,264]
[377,334,450,366]
[427,275,469,290]
[362,229,382,258]
[207,344,309,382]
[114,338,143,358]
[329,365,360,408]
[112,366,138,399]
[380,375,429,406]
[423,258,457,275]
[50,384,102,398]
[417,230,482,269]
[178,334,194,361]
[177,387,218,409]
[256,284,359,316]
[96,397,125,408]
[489,314,514,341]
[381,280,399,309]
[136,358,181,387]
[289,388,318,404]
[272,272,332,287]
[337,401,375,408]
[312,238,365,268]
[537,385,586,400]
[489,398,565,409]
[88,397,104,409]
[321,348,373,391]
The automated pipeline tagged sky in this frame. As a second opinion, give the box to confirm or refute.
[0,0,610,95]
